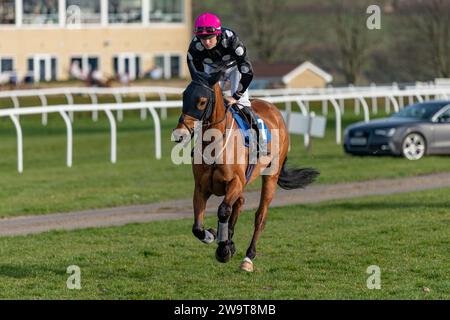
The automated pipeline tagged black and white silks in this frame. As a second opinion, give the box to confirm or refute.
[187,28,254,105]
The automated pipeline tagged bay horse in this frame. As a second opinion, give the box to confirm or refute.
[172,66,319,272]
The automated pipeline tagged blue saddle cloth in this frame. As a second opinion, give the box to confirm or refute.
[228,105,271,183]
[229,107,271,147]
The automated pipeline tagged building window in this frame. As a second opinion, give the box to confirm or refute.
[27,55,58,82]
[150,0,183,23]
[66,0,101,24]
[0,57,14,73]
[154,54,181,79]
[0,0,15,24]
[113,54,141,80]
[170,56,180,78]
[70,55,99,79]
[23,0,59,25]
[108,0,142,24]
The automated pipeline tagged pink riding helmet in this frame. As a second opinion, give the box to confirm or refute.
[194,13,222,37]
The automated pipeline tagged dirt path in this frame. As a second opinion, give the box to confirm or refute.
[1,172,450,237]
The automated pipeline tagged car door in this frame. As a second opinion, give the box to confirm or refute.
[432,107,450,153]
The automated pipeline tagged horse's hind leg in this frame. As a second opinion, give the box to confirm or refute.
[192,187,215,244]
[241,175,278,272]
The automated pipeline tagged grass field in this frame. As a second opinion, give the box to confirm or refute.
[1,96,449,217]
[0,187,448,299]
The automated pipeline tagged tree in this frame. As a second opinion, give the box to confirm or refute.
[407,0,450,78]
[332,1,372,84]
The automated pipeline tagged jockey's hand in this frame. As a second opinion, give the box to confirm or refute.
[224,96,238,105]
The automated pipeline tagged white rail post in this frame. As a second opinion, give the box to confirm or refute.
[9,114,23,173]
[39,94,48,126]
[385,96,391,113]
[104,109,117,163]
[64,91,74,122]
[370,83,377,114]
[339,98,345,114]
[354,98,360,115]
[322,99,328,115]
[158,92,168,120]
[285,100,292,151]
[388,96,400,113]
[114,93,123,122]
[357,97,370,123]
[295,98,310,147]
[329,98,342,145]
[11,94,20,120]
[139,92,147,120]
[59,110,73,167]
[147,106,162,159]
[89,93,99,121]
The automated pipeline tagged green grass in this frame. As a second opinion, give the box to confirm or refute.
[0,97,449,217]
[0,188,448,299]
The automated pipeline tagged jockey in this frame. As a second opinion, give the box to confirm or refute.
[187,12,258,131]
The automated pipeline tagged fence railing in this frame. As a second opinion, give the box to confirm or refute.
[0,100,182,173]
[1,85,450,173]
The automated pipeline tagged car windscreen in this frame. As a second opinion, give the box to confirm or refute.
[391,103,447,120]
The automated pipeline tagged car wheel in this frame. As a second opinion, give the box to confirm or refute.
[402,133,426,160]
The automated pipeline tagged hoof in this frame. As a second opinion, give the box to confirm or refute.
[240,257,254,272]
[207,228,217,239]
[215,242,232,263]
[201,228,216,244]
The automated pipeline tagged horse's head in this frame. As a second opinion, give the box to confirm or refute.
[173,63,223,143]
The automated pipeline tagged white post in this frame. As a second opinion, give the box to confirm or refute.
[15,0,23,27]
[101,0,108,26]
[104,109,117,163]
[59,110,73,167]
[139,93,147,120]
[39,94,48,126]
[285,100,292,151]
[65,92,74,121]
[159,92,168,120]
[9,114,23,173]
[388,96,400,113]
[147,106,162,159]
[358,97,370,123]
[90,93,98,121]
[114,93,123,122]
[142,0,150,26]
[322,99,328,115]
[59,0,66,27]
[295,99,310,147]
[329,99,342,145]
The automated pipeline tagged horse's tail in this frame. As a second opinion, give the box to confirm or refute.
[277,158,320,190]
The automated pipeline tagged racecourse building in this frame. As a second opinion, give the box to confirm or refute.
[0,0,191,83]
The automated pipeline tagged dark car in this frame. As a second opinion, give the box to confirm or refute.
[344,101,450,160]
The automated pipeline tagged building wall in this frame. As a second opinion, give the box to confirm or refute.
[285,69,327,88]
[0,0,192,81]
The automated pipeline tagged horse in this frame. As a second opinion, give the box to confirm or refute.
[172,66,319,272]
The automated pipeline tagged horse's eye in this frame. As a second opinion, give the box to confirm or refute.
[197,97,208,110]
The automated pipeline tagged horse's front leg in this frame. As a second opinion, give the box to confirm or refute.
[216,178,243,263]
[192,186,215,244]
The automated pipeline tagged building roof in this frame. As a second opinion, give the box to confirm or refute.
[253,61,333,84]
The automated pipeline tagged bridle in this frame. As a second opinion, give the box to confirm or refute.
[179,80,229,137]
